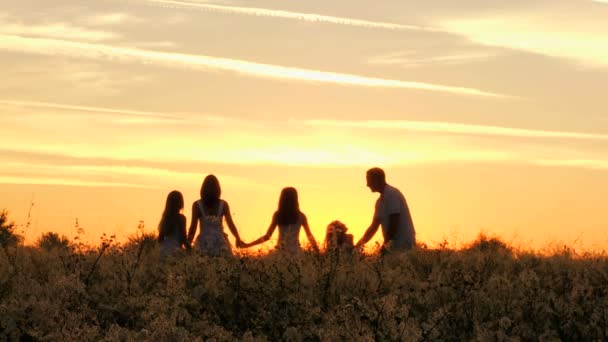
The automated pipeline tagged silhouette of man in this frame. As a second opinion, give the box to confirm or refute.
[355,167,416,252]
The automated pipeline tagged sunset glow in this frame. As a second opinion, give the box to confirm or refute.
[1,0,608,251]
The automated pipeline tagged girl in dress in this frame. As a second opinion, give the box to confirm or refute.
[187,175,243,256]
[158,190,189,258]
[244,187,319,253]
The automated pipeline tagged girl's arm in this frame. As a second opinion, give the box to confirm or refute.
[245,212,278,248]
[222,201,244,247]
[187,202,199,243]
[301,213,319,253]
[179,214,190,249]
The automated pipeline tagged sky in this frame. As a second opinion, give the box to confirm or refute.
[1,0,608,251]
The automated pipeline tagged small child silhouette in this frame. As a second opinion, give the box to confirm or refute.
[324,220,353,251]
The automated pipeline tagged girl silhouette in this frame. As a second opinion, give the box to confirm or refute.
[245,187,319,253]
[187,175,243,256]
[158,190,189,258]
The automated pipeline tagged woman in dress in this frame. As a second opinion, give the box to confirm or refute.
[244,187,319,253]
[158,190,189,258]
[187,175,243,256]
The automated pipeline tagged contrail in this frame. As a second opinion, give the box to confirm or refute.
[0,34,505,97]
[143,0,437,32]
[0,99,183,121]
[306,119,608,140]
[0,175,158,188]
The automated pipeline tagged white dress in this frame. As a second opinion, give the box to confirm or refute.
[195,200,232,256]
[276,219,302,253]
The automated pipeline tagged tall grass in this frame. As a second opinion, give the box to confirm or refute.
[1,234,607,341]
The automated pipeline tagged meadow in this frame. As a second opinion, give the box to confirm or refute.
[1,216,608,340]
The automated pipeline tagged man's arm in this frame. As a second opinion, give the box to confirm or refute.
[355,216,381,249]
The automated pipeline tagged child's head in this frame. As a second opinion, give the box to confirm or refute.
[159,190,184,236]
[277,187,300,225]
[165,190,184,214]
[201,174,221,208]
[324,220,353,251]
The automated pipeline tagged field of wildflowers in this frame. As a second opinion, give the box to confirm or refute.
[1,232,608,341]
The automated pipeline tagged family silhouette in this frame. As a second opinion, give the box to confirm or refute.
[158,168,416,257]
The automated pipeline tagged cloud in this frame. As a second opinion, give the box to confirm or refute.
[0,175,156,188]
[438,16,608,67]
[6,101,605,169]
[0,99,184,122]
[143,0,436,32]
[0,149,272,189]
[85,13,141,26]
[0,34,505,97]
[367,50,497,68]
[0,99,250,129]
[305,119,608,140]
[131,41,178,48]
[533,159,608,170]
[2,59,157,96]
[0,19,118,41]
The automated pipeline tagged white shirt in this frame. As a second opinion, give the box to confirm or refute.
[374,184,416,250]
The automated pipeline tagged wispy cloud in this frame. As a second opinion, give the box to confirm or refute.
[0,149,272,189]
[2,60,155,96]
[85,13,141,26]
[0,99,254,128]
[533,159,608,170]
[438,16,608,67]
[0,34,505,97]
[131,41,178,48]
[0,99,183,122]
[305,119,608,140]
[0,175,156,188]
[143,0,435,32]
[367,51,497,68]
[0,19,118,41]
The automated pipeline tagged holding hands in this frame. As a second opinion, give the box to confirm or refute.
[236,239,255,249]
[236,239,249,249]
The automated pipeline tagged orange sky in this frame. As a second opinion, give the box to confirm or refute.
[1,0,608,251]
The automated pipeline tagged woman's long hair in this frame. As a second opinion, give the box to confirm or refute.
[201,174,221,213]
[276,187,300,225]
[159,190,184,238]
